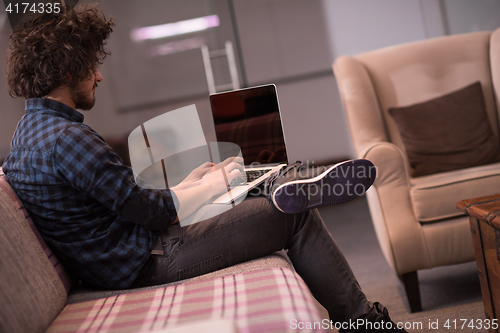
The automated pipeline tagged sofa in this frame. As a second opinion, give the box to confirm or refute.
[0,168,327,333]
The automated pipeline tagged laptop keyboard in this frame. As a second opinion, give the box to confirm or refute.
[246,169,272,183]
[227,169,273,188]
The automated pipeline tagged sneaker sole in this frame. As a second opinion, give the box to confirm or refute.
[272,159,376,214]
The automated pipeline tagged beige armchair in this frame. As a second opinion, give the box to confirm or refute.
[333,28,500,312]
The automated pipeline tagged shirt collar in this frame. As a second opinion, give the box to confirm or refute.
[25,98,84,123]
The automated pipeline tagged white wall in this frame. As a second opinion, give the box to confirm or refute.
[443,0,500,35]
[322,0,500,59]
[321,0,447,59]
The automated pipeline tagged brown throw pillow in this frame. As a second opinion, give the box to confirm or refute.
[388,82,500,177]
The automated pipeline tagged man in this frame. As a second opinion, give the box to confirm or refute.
[2,3,406,332]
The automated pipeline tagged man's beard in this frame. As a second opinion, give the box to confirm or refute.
[71,86,96,110]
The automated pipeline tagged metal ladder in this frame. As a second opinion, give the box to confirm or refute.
[201,41,241,94]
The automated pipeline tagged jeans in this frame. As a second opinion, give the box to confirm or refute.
[133,196,375,325]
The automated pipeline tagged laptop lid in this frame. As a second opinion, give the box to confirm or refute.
[209,84,289,167]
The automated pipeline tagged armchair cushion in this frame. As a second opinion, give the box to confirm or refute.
[388,82,500,177]
[410,162,500,223]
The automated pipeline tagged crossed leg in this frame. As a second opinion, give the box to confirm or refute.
[133,197,377,325]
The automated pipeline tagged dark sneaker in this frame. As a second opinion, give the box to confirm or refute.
[372,302,408,333]
[269,159,376,214]
[339,302,408,333]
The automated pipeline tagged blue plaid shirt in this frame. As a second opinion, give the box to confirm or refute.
[2,98,178,289]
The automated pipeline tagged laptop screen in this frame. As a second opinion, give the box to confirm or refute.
[209,84,289,166]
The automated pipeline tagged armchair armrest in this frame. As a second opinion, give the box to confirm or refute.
[333,56,388,156]
[362,142,411,189]
[361,142,432,275]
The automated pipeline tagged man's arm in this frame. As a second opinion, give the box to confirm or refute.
[171,159,243,220]
[54,124,178,230]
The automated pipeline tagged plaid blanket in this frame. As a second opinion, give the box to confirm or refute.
[48,268,326,333]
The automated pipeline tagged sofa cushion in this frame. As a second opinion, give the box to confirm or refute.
[388,82,500,177]
[0,171,69,333]
[0,170,76,293]
[410,162,500,223]
[68,251,292,304]
[48,268,324,333]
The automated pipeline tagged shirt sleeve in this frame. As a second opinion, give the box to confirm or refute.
[54,124,178,230]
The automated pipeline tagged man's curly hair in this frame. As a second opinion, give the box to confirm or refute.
[5,3,114,99]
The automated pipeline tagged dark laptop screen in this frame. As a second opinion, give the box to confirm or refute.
[209,84,288,166]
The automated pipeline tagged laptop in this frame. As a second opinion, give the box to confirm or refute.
[209,84,289,204]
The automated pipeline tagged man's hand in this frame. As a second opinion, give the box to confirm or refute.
[170,156,244,221]
[180,162,214,183]
[213,156,244,172]
[201,159,244,197]
[177,157,244,192]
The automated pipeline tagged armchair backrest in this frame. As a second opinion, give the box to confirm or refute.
[334,29,500,158]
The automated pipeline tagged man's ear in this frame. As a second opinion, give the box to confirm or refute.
[63,73,73,87]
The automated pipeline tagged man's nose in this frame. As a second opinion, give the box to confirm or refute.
[95,70,103,82]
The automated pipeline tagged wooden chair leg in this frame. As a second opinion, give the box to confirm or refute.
[400,271,422,312]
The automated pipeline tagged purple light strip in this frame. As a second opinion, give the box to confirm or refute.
[131,15,220,42]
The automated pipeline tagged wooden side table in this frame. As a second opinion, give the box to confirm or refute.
[457,194,500,333]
